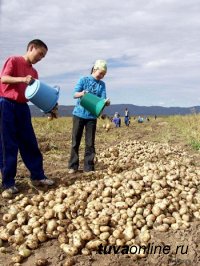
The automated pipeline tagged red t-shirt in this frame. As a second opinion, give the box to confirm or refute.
[0,56,38,103]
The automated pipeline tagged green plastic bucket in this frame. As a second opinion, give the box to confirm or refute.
[80,93,107,117]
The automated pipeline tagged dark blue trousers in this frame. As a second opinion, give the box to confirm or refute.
[124,116,130,126]
[68,115,97,171]
[0,97,46,188]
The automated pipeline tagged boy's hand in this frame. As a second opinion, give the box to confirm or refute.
[24,75,34,85]
[49,103,58,119]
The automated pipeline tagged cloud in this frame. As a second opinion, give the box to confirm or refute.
[1,0,200,107]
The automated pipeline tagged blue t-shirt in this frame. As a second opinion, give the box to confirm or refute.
[72,75,107,119]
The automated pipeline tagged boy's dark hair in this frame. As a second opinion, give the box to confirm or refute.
[27,39,48,51]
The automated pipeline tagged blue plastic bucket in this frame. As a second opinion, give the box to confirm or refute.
[25,79,60,113]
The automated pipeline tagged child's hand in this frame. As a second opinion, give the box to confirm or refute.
[81,90,88,97]
[81,90,86,97]
[24,75,34,85]
[49,103,58,119]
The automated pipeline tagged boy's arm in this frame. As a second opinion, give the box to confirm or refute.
[1,75,33,85]
[1,57,34,85]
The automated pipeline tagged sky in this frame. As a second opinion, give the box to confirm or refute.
[0,0,200,107]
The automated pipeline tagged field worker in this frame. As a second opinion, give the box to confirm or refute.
[138,116,144,123]
[124,108,130,126]
[68,60,110,173]
[112,116,121,127]
[0,39,55,194]
[125,108,129,117]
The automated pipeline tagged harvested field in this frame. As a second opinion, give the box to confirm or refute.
[0,115,200,266]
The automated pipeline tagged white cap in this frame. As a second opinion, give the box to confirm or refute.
[93,59,107,71]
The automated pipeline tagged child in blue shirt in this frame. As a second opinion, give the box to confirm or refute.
[68,60,109,173]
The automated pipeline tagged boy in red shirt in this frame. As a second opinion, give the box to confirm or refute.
[0,39,55,194]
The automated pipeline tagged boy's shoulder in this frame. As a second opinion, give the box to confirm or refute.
[7,55,22,61]
[4,56,25,66]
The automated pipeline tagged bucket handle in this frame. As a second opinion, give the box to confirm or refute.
[29,79,36,85]
[54,85,60,94]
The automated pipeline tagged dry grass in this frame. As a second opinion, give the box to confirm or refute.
[31,114,200,153]
[1,114,200,266]
[168,114,200,150]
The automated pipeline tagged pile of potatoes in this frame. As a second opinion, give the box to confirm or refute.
[97,140,194,174]
[0,140,200,263]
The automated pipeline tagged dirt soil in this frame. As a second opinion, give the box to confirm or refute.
[0,117,200,266]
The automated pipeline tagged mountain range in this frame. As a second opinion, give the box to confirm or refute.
[29,104,200,117]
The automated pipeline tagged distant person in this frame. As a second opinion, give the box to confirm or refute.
[68,60,110,173]
[0,39,55,194]
[113,112,121,127]
[114,112,119,118]
[138,116,144,123]
[118,114,121,127]
[155,115,157,120]
[124,107,130,126]
[125,108,129,117]
[112,116,121,127]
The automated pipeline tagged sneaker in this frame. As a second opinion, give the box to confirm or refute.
[39,179,55,186]
[4,186,19,194]
[68,169,77,174]
[32,179,55,186]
